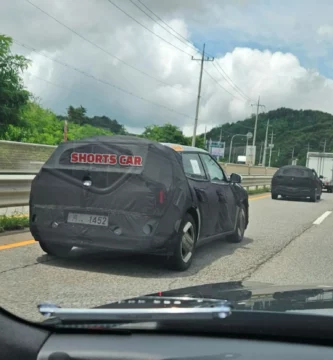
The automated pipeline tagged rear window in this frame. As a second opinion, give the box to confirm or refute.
[278,168,311,177]
[42,141,173,188]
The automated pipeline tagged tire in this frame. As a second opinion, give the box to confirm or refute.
[310,190,317,203]
[167,214,197,271]
[271,193,278,200]
[227,205,246,244]
[39,240,72,257]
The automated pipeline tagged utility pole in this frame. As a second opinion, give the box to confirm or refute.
[191,44,214,147]
[262,119,270,167]
[208,138,212,153]
[259,142,263,165]
[64,120,68,142]
[319,139,327,152]
[218,126,223,161]
[203,126,207,148]
[268,130,274,167]
[219,126,222,143]
[291,147,294,162]
[251,96,265,148]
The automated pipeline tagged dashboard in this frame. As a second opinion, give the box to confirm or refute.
[2,307,333,360]
[39,333,333,360]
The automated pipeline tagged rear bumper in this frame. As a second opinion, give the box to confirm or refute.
[272,185,314,198]
[30,206,179,255]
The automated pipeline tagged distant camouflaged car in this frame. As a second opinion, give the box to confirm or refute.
[271,165,322,202]
[30,136,248,271]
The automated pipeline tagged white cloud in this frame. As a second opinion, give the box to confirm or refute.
[3,0,333,137]
[317,25,333,38]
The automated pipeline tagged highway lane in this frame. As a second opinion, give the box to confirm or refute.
[250,206,333,285]
[1,193,333,322]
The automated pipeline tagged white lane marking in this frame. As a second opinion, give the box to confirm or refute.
[313,211,332,225]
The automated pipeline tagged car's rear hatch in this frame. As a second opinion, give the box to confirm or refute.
[31,136,177,216]
[29,136,193,250]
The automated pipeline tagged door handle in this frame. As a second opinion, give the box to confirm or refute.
[194,187,208,202]
[216,190,226,203]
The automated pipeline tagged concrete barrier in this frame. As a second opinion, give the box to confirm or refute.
[220,163,278,176]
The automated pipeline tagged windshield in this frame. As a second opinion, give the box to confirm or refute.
[2,0,333,327]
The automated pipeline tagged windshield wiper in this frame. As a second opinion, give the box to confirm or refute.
[38,296,232,324]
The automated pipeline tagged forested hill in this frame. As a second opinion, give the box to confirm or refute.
[204,108,333,167]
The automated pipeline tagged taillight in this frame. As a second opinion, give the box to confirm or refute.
[159,190,165,204]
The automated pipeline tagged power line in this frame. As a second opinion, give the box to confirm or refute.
[26,73,123,114]
[14,40,193,119]
[127,0,252,105]
[132,0,251,100]
[26,72,72,91]
[203,68,245,102]
[136,0,218,60]
[24,0,195,96]
[212,62,252,102]
[106,0,193,56]
[129,0,197,54]
[213,61,252,101]
[137,0,197,48]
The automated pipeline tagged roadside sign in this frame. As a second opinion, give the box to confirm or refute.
[211,147,225,157]
[246,145,256,166]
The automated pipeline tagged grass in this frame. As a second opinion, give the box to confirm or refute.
[248,186,271,196]
[0,214,29,233]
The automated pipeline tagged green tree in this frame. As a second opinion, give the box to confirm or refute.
[0,34,30,131]
[184,135,205,149]
[206,107,333,167]
[90,116,126,134]
[4,102,65,144]
[142,123,187,144]
[67,105,87,125]
[2,102,114,145]
[67,123,113,141]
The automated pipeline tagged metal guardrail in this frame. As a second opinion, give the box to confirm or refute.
[0,174,272,209]
[0,140,276,208]
[241,175,272,189]
[0,175,35,208]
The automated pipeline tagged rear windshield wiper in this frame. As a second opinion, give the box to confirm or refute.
[38,296,232,324]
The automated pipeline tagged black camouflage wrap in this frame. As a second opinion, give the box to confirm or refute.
[29,136,193,254]
[271,165,321,198]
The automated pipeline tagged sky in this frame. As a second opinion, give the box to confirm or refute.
[3,0,333,136]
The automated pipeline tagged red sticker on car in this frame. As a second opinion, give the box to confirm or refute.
[70,152,142,166]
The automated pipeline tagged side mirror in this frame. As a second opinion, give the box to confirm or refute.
[319,175,324,179]
[230,173,242,183]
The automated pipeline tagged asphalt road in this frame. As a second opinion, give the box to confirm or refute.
[1,192,333,322]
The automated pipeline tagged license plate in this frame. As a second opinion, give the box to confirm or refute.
[67,213,108,226]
